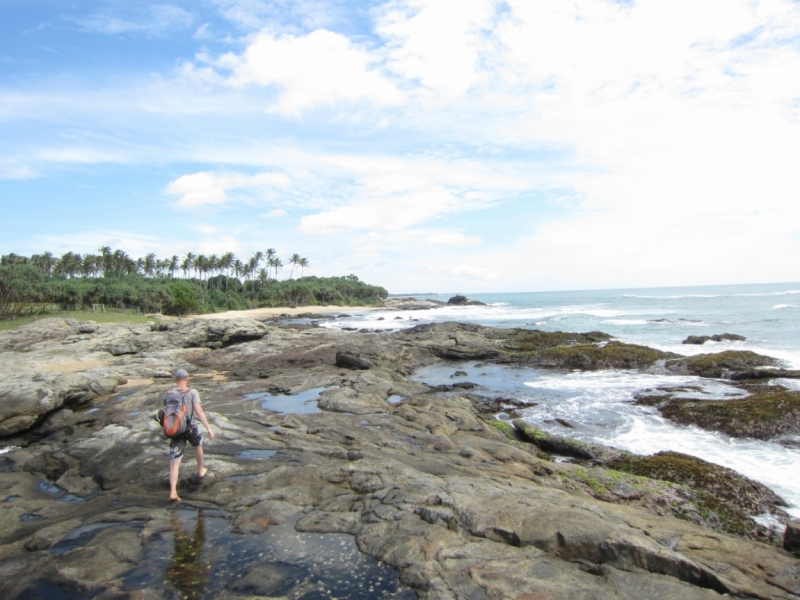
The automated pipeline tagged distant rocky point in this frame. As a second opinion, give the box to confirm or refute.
[683,333,746,345]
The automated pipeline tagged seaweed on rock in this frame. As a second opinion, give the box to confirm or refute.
[658,388,800,440]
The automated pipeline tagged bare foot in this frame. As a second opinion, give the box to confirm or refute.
[199,467,208,479]
[168,494,181,502]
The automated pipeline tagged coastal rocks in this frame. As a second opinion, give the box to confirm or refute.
[683,333,746,345]
[0,372,122,437]
[335,349,372,370]
[785,519,800,555]
[513,419,631,463]
[657,388,800,440]
[605,451,788,538]
[666,350,781,378]
[447,295,486,306]
[1,317,799,599]
[381,297,445,311]
[529,341,677,370]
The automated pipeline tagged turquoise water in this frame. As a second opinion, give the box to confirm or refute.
[340,283,800,366]
[328,282,800,520]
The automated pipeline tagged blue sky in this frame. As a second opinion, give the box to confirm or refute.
[2,0,800,293]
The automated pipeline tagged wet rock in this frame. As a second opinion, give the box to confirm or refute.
[667,350,781,378]
[335,350,372,370]
[530,341,678,370]
[231,562,304,596]
[606,451,788,538]
[451,370,468,377]
[784,519,800,555]
[232,500,302,534]
[683,333,746,345]
[513,419,632,463]
[658,388,800,440]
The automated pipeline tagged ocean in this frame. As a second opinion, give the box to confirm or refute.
[322,282,800,519]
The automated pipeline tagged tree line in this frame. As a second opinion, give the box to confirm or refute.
[14,247,309,283]
[0,248,387,319]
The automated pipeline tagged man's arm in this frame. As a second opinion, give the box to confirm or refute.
[193,403,216,440]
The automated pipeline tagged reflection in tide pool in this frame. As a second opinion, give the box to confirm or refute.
[123,508,415,599]
[411,361,800,518]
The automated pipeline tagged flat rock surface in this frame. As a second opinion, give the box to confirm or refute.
[0,318,797,599]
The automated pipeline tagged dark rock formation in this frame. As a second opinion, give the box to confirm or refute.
[785,519,800,555]
[447,295,487,306]
[683,333,746,345]
[335,350,373,370]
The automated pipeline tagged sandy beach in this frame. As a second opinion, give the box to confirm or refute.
[188,304,381,320]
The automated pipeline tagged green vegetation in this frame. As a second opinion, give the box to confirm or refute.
[491,329,675,370]
[533,341,676,370]
[489,420,516,439]
[607,451,785,537]
[666,350,779,378]
[0,249,388,320]
[659,388,800,439]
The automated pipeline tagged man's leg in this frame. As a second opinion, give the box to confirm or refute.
[195,444,207,478]
[169,456,182,501]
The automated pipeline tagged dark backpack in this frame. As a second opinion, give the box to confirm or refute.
[163,389,192,439]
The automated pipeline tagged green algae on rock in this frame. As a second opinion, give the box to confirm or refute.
[666,350,781,378]
[658,388,800,440]
[606,451,788,538]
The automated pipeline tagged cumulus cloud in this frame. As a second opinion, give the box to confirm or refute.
[376,0,495,97]
[214,29,404,114]
[164,171,291,209]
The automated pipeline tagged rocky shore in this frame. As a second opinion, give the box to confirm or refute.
[0,317,799,599]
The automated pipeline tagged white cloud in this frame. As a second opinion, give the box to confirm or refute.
[425,232,482,247]
[299,153,532,234]
[164,171,291,209]
[376,0,495,97]
[214,29,404,114]
[75,4,193,37]
[262,208,288,218]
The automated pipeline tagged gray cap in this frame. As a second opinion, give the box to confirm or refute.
[174,369,189,379]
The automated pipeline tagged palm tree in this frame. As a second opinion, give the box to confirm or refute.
[98,246,112,277]
[258,267,269,289]
[181,254,194,279]
[208,255,219,290]
[112,249,129,277]
[272,257,283,280]
[288,253,301,279]
[181,252,197,277]
[233,259,244,283]
[220,252,234,291]
[169,255,179,278]
[298,257,309,277]
[144,253,157,278]
[265,248,276,279]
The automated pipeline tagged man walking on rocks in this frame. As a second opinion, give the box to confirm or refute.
[160,369,215,502]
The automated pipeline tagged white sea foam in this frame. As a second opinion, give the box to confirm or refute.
[772,304,797,310]
[0,446,19,455]
[522,370,800,517]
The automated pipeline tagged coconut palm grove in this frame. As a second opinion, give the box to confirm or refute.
[0,247,387,318]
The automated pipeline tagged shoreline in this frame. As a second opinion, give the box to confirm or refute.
[188,304,382,320]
